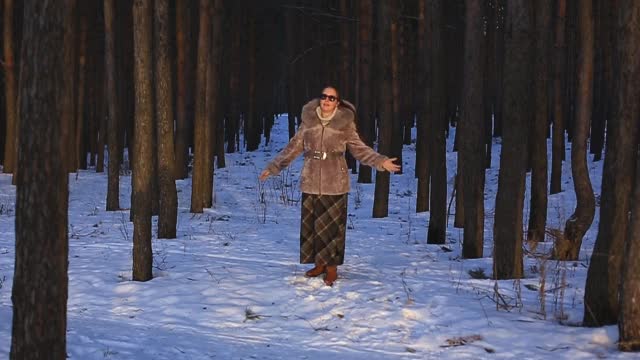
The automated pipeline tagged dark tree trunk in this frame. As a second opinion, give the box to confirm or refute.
[550,0,567,195]
[493,0,533,279]
[154,0,177,239]
[584,0,638,328]
[357,0,374,184]
[2,0,18,174]
[390,8,403,173]
[527,0,551,244]
[454,171,464,228]
[190,0,211,213]
[589,0,606,162]
[104,0,120,211]
[341,0,357,172]
[620,156,640,351]
[174,0,192,179]
[226,2,241,154]
[372,0,393,218]
[11,1,68,358]
[564,0,578,143]
[493,0,506,138]
[415,0,431,212]
[131,0,154,281]
[555,0,595,261]
[61,0,77,173]
[245,10,259,152]
[483,0,498,169]
[427,0,447,245]
[285,5,297,140]
[202,0,224,209]
[460,0,486,259]
[75,11,87,170]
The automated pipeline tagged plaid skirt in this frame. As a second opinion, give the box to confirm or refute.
[299,193,348,266]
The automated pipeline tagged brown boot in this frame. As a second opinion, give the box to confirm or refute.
[324,266,338,286]
[305,264,326,277]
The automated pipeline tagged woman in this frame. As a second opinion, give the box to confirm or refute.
[259,86,400,286]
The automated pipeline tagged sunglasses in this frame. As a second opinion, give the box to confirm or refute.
[320,93,338,102]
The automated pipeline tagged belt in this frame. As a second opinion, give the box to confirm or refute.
[304,150,344,160]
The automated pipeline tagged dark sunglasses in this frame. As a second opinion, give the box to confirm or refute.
[320,93,338,102]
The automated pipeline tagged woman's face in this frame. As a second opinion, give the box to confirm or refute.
[320,87,339,114]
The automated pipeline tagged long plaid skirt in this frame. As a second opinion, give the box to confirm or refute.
[300,193,348,266]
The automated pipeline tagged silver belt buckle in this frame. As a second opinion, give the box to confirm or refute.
[313,151,327,160]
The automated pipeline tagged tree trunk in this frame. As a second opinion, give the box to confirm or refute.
[493,0,533,279]
[154,0,177,239]
[190,0,211,213]
[104,0,120,211]
[620,155,640,351]
[285,5,297,140]
[427,0,447,245]
[174,0,192,179]
[493,0,506,138]
[584,0,638,327]
[460,0,486,259]
[245,10,259,152]
[589,0,606,162]
[357,0,374,184]
[11,1,68,358]
[527,0,551,244]
[75,11,87,170]
[554,0,595,261]
[390,10,403,173]
[550,0,567,195]
[202,0,224,209]
[415,0,431,212]
[372,0,393,218]
[131,0,154,281]
[3,0,18,174]
[483,0,498,169]
[61,0,77,173]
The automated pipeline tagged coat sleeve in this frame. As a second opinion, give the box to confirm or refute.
[264,124,306,176]
[344,121,388,171]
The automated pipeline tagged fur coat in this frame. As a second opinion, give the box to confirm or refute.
[265,98,388,195]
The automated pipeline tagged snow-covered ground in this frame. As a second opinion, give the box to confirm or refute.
[0,115,631,359]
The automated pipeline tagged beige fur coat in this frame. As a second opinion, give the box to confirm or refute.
[265,99,388,195]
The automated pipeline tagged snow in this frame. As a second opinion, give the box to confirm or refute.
[0,115,634,359]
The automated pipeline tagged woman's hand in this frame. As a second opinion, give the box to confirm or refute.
[259,169,271,182]
[382,158,401,173]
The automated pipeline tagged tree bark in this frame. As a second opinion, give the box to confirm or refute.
[11,1,68,358]
[620,156,640,351]
[584,0,638,327]
[131,0,154,281]
[174,0,192,180]
[190,0,211,213]
[154,0,177,239]
[75,11,87,170]
[555,0,595,261]
[460,0,486,259]
[104,0,120,211]
[3,0,18,174]
[61,0,77,173]
[427,0,447,245]
[550,0,567,195]
[372,0,393,218]
[415,0,431,212]
[357,0,374,184]
[202,0,224,209]
[527,0,551,244]
[493,0,533,279]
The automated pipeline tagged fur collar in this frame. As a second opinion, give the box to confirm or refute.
[301,98,356,129]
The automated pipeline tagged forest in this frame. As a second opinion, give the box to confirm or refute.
[0,0,639,358]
